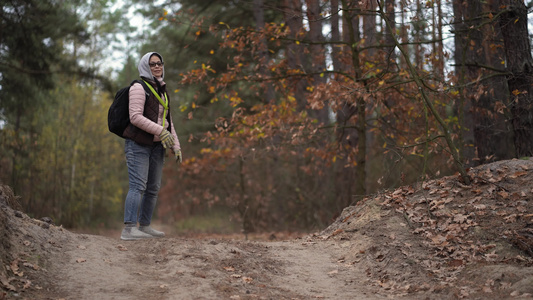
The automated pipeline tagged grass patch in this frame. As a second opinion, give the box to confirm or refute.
[172,211,239,235]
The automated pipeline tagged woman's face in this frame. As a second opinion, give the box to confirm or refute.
[149,56,164,78]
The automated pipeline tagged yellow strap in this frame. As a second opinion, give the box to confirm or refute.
[142,80,169,129]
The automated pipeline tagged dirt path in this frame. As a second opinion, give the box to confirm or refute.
[3,159,533,299]
[49,234,395,300]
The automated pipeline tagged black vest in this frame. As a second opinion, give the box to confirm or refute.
[122,81,171,146]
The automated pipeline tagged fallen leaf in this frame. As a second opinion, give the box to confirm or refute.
[231,274,242,278]
[447,259,463,267]
[0,274,17,291]
[23,279,31,289]
[10,259,23,276]
[413,228,425,234]
[328,269,339,275]
[474,204,486,210]
[76,258,86,263]
[497,190,509,199]
[509,171,527,178]
[515,255,527,262]
[77,245,87,250]
[224,266,235,272]
[22,262,39,270]
[453,214,468,223]
[504,214,518,223]
[331,228,344,237]
[242,276,253,283]
[430,234,447,245]
[117,244,128,251]
[471,189,483,194]
[517,206,527,213]
[460,288,470,298]
[484,251,499,260]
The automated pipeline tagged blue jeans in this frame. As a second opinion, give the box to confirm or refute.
[124,139,165,226]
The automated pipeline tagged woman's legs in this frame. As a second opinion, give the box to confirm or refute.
[123,140,164,225]
[139,142,165,226]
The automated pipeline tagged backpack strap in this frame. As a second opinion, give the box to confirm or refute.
[131,79,149,95]
[141,80,169,129]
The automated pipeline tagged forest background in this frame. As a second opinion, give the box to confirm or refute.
[1,0,533,237]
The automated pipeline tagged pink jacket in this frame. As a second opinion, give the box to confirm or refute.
[128,79,181,153]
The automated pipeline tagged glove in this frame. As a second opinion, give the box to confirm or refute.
[174,149,182,164]
[159,129,175,149]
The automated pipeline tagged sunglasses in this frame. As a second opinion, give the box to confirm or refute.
[149,62,164,68]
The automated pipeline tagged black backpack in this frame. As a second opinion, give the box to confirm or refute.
[108,80,149,138]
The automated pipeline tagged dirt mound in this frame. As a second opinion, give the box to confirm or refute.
[320,158,533,298]
[1,158,532,299]
[0,185,77,299]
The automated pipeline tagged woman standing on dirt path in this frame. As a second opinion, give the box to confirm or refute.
[120,52,182,241]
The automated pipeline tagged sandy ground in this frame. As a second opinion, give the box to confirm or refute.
[1,158,533,299]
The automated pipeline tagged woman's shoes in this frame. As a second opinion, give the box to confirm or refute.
[139,225,165,237]
[120,226,153,240]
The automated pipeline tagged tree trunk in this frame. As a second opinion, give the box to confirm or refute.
[482,0,514,162]
[383,0,396,65]
[362,0,376,58]
[399,0,408,69]
[332,0,357,208]
[452,0,513,165]
[414,0,424,69]
[305,0,329,124]
[433,0,444,79]
[330,0,342,72]
[379,0,471,184]
[281,0,308,109]
[453,0,479,166]
[341,0,366,200]
[498,0,533,157]
[252,0,275,103]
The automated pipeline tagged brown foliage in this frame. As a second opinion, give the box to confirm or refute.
[156,1,527,233]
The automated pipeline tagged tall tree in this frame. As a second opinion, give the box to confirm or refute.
[497,0,533,157]
[331,0,359,207]
[341,0,368,199]
[282,0,309,109]
[0,0,131,227]
[432,0,444,79]
[383,0,396,65]
[330,0,342,72]
[252,0,275,103]
[453,0,483,166]
[305,0,329,124]
[481,0,514,162]
[0,0,87,194]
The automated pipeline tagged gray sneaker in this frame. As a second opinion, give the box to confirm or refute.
[120,226,153,240]
[138,226,165,237]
